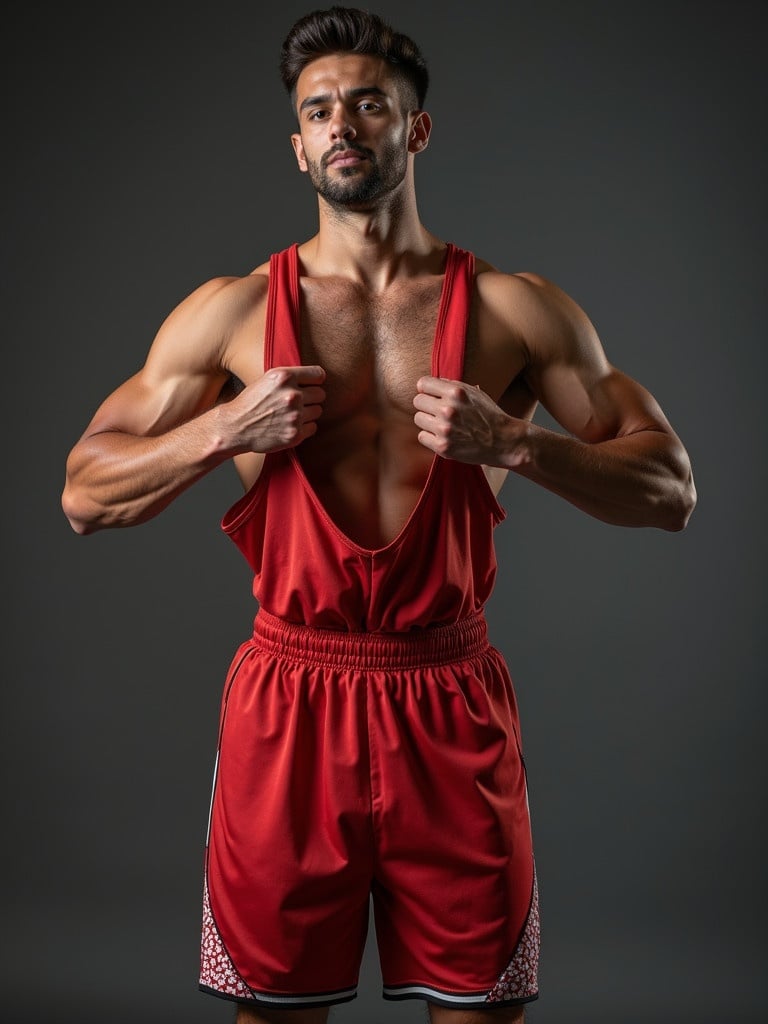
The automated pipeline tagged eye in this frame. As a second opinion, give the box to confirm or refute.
[307,109,330,121]
[357,101,382,113]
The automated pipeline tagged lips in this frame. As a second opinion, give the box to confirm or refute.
[326,149,368,167]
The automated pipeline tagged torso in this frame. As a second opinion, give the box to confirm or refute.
[224,243,536,550]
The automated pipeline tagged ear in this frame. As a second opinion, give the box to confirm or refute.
[290,132,308,173]
[407,111,432,155]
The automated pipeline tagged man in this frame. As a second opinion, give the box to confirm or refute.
[62,6,696,1023]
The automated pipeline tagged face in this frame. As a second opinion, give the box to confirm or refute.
[290,53,430,210]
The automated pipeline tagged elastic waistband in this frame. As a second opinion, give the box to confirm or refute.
[252,609,490,670]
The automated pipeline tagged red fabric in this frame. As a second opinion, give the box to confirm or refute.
[222,242,506,632]
[202,613,537,1006]
[201,243,539,1009]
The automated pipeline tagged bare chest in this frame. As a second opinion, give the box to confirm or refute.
[298,277,445,419]
[229,266,530,545]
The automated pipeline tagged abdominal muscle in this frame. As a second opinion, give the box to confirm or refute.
[232,406,505,551]
[301,412,436,550]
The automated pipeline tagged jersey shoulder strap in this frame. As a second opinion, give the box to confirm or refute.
[431,242,476,381]
[264,243,301,370]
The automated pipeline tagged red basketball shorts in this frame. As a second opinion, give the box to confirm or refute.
[199,609,539,1011]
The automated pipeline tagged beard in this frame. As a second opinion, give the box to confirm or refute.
[304,138,408,208]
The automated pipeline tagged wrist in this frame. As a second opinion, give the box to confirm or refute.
[205,404,247,461]
[497,416,534,470]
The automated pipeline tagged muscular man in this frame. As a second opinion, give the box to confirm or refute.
[62,7,696,1024]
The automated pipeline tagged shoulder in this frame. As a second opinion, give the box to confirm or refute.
[137,268,272,381]
[154,269,270,349]
[176,268,270,322]
[472,258,597,358]
[473,257,573,312]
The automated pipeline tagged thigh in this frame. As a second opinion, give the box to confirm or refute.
[236,1006,330,1024]
[429,1005,525,1024]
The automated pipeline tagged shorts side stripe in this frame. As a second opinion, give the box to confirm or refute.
[487,865,540,1003]
[243,987,357,1005]
[200,984,358,1008]
[204,749,219,847]
[383,984,538,1008]
[383,985,487,1004]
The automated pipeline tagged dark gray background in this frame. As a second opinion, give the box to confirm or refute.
[2,1,765,1022]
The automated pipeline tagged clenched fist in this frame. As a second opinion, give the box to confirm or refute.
[413,375,523,466]
[224,365,326,454]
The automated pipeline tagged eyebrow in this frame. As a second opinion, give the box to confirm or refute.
[299,86,389,113]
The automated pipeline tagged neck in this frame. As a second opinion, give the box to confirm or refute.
[306,178,439,290]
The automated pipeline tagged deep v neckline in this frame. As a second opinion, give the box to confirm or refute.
[278,242,463,556]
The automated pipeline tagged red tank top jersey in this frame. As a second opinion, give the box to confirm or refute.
[221,242,506,633]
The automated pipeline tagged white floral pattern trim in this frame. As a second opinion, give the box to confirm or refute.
[486,867,540,1003]
[199,878,254,999]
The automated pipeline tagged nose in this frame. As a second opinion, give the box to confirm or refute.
[329,105,356,142]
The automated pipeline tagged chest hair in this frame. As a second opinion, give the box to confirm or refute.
[299,276,445,420]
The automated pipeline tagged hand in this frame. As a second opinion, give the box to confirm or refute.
[413,375,522,465]
[223,365,326,454]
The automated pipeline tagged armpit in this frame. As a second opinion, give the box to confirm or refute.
[499,373,539,422]
[215,374,245,405]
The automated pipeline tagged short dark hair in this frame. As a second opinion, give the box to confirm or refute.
[280,6,429,112]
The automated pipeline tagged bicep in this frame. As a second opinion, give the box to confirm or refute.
[532,361,677,444]
[79,276,240,440]
[520,276,675,442]
[81,365,226,441]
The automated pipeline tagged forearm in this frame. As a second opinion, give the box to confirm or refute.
[62,405,234,533]
[63,364,326,534]
[504,421,696,531]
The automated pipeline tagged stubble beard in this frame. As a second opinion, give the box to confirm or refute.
[305,139,408,210]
